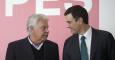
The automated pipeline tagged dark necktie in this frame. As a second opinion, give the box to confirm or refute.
[80,36,89,60]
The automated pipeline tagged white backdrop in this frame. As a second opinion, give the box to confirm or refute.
[99,0,115,38]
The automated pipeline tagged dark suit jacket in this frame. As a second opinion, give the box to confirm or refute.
[6,37,59,60]
[63,28,115,60]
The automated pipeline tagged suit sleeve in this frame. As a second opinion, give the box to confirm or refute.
[106,32,115,60]
[5,43,15,60]
[55,44,59,60]
[63,40,70,60]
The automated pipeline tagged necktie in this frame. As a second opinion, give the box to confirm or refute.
[80,36,89,60]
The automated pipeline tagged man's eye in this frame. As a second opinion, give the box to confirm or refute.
[42,27,48,30]
[42,27,45,30]
[67,21,71,24]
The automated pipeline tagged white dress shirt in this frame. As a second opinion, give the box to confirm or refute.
[28,36,43,50]
[79,27,92,60]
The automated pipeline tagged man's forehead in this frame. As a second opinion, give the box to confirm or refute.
[65,14,75,21]
[37,19,48,23]
[35,19,48,26]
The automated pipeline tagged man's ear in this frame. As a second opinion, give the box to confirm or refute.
[29,26,34,33]
[78,17,83,24]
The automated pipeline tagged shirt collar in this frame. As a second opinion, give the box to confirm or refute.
[28,36,44,50]
[79,26,92,40]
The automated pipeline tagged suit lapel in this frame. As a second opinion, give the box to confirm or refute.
[23,37,35,60]
[72,34,81,60]
[44,40,47,60]
[90,28,98,60]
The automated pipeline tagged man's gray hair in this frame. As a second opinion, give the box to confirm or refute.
[27,14,48,34]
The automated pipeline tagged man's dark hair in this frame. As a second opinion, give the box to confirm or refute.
[64,5,89,24]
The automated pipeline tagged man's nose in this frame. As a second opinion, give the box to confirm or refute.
[45,28,49,33]
[67,26,71,29]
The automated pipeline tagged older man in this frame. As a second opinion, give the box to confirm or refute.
[6,14,59,60]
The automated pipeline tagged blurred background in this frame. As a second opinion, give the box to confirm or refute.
[0,0,115,60]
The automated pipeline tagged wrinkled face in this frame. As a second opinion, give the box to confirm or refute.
[31,19,49,43]
[65,13,81,34]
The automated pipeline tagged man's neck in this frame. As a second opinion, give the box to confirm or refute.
[30,35,42,45]
[79,24,90,35]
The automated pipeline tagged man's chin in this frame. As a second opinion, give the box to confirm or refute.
[71,31,78,35]
[41,38,47,42]
[37,39,46,44]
